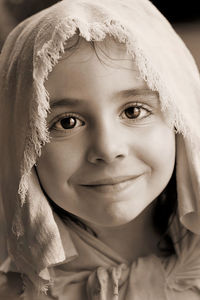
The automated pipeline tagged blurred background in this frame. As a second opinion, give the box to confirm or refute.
[0,0,200,68]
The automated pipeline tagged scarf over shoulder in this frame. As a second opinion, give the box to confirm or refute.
[1,0,200,298]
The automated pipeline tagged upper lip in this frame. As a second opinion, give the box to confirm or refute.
[80,175,141,186]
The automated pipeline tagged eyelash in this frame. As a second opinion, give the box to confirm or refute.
[120,102,152,121]
[50,112,85,132]
[49,102,153,135]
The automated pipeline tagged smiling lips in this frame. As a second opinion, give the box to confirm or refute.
[80,175,142,193]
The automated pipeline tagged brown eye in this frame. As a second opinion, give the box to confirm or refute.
[124,107,141,119]
[60,117,77,129]
[52,115,84,131]
[120,103,152,122]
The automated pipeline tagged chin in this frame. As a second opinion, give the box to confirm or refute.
[96,201,143,227]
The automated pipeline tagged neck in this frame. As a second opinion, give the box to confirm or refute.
[87,202,161,262]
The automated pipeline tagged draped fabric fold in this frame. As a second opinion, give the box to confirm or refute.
[47,221,200,299]
[49,222,168,300]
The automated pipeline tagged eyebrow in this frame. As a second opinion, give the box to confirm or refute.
[50,88,159,108]
[118,88,159,98]
[50,98,83,108]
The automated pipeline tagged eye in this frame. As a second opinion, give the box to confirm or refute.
[51,114,85,131]
[124,106,141,119]
[121,103,152,121]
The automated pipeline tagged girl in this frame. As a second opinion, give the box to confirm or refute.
[1,0,200,299]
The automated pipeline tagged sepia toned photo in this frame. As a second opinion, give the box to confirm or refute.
[0,0,200,299]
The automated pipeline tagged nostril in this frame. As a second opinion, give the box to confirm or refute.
[116,154,124,159]
[86,141,128,164]
[96,158,104,162]
[88,153,126,165]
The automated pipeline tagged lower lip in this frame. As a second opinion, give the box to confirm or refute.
[80,177,142,194]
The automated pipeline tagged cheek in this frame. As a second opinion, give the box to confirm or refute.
[36,139,85,189]
[139,123,176,177]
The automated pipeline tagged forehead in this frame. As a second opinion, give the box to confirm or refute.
[45,36,143,96]
[44,35,161,119]
[56,36,139,70]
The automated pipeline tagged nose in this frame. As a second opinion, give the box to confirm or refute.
[86,123,128,165]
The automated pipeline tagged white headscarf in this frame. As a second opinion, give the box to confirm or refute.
[1,0,200,291]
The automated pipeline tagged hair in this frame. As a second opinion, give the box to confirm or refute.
[43,32,178,256]
[152,168,177,256]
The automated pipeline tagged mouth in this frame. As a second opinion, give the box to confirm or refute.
[79,175,142,193]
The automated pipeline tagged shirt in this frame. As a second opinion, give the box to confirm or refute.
[1,215,200,299]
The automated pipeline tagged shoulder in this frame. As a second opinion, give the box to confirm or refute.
[164,219,200,294]
[167,288,200,300]
[170,218,200,270]
[0,271,23,300]
[0,272,55,300]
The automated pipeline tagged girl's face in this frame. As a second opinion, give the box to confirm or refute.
[36,39,176,229]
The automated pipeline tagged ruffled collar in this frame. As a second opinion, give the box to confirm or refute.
[49,217,168,299]
[2,214,200,299]
[47,216,200,299]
